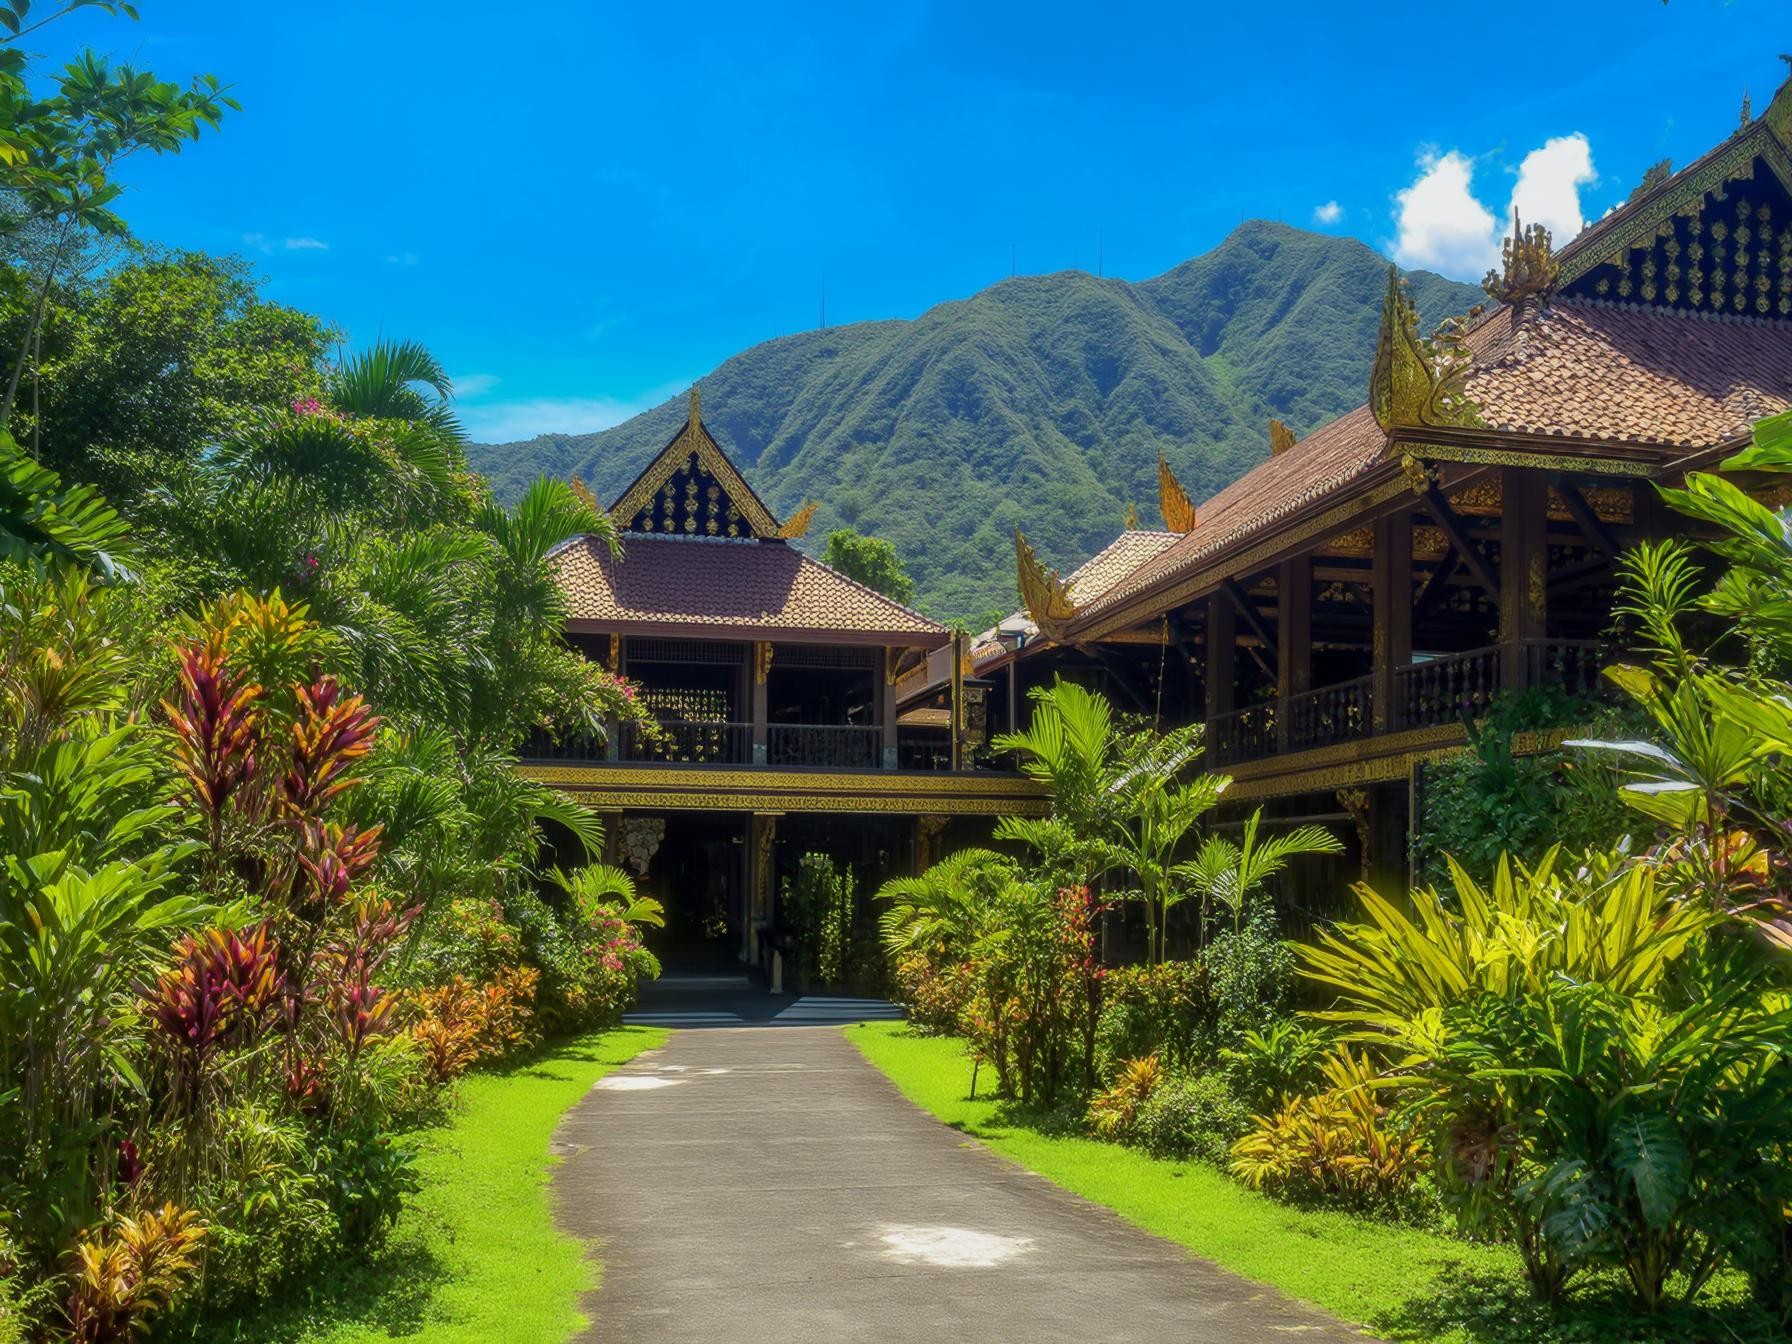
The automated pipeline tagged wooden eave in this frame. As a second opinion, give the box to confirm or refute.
[565,616,951,651]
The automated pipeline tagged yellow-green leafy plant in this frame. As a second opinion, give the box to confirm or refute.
[1229,1046,1426,1208]
[1088,1054,1164,1138]
[65,1204,207,1343]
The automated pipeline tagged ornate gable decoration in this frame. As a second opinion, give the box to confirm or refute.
[1558,74,1792,316]
[1368,267,1481,433]
[1484,216,1558,306]
[610,388,781,538]
[1014,529,1076,641]
[1157,453,1199,532]
[776,499,817,539]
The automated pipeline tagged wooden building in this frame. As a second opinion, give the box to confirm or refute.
[919,77,1792,887]
[520,390,1045,972]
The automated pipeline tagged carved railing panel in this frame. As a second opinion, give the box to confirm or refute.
[768,724,883,769]
[1395,645,1502,730]
[620,720,754,765]
[1284,676,1374,753]
[1207,701,1278,766]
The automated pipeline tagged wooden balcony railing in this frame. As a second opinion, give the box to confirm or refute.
[1396,644,1502,730]
[767,724,883,769]
[896,735,953,771]
[620,720,753,765]
[1208,640,1609,767]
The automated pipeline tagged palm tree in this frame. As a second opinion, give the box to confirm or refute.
[1107,771,1230,962]
[550,862,666,931]
[991,680,1127,887]
[1177,810,1343,940]
[876,847,1015,958]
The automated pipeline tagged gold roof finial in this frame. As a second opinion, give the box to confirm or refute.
[1123,500,1141,530]
[1370,265,1482,432]
[776,499,818,539]
[1014,529,1076,641]
[689,384,701,424]
[1741,87,1753,130]
[1269,419,1296,456]
[1157,453,1198,532]
[1483,213,1558,306]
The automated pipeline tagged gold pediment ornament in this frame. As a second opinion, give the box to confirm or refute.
[1483,216,1558,305]
[777,500,818,539]
[1269,419,1297,456]
[1157,453,1199,532]
[609,385,781,538]
[1369,267,1482,433]
[1014,529,1076,641]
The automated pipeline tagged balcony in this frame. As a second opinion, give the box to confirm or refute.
[1205,639,1606,768]
[525,719,959,771]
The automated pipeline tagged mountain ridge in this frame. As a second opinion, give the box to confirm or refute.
[470,222,1482,618]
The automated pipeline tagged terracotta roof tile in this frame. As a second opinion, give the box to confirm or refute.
[551,533,947,643]
[1076,404,1390,622]
[1464,300,1792,446]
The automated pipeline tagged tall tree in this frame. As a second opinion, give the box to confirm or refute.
[821,526,916,604]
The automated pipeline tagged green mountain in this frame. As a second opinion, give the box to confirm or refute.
[470,223,1481,619]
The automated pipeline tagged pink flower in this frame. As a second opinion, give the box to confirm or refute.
[292,396,325,416]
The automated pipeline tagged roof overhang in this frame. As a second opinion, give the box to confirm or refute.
[566,617,951,650]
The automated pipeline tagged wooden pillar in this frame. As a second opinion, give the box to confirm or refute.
[1372,508,1413,732]
[751,641,770,764]
[880,648,900,769]
[1499,469,1548,689]
[948,631,966,771]
[747,811,780,969]
[1276,557,1312,699]
[1205,593,1235,720]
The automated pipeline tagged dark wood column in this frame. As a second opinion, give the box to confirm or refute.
[751,641,770,764]
[1499,468,1549,688]
[1276,557,1312,698]
[1205,592,1236,721]
[1372,508,1413,732]
[880,648,900,769]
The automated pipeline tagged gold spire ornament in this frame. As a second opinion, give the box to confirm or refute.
[776,499,818,539]
[1483,215,1558,305]
[1157,453,1198,533]
[1369,266,1482,433]
[1123,501,1141,530]
[1269,419,1296,456]
[1014,529,1076,641]
[569,475,597,510]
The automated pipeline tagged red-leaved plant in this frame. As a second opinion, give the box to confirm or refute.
[161,632,261,850]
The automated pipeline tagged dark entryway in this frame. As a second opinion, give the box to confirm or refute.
[632,811,747,970]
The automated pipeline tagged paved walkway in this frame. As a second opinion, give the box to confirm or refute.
[554,1021,1376,1342]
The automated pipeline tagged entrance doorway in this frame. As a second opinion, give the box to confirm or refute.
[631,812,747,970]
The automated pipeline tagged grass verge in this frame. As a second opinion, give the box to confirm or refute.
[846,1021,1776,1344]
[195,1026,668,1344]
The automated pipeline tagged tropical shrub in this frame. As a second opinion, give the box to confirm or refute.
[1088,1055,1163,1138]
[1221,1019,1331,1113]
[1132,1071,1253,1164]
[1091,960,1215,1081]
[891,949,973,1036]
[782,851,859,988]
[1230,1047,1428,1213]
[64,1204,207,1344]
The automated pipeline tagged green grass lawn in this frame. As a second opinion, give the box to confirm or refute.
[846,1022,1778,1344]
[193,1026,667,1344]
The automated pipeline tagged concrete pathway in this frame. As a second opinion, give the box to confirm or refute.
[554,1023,1377,1343]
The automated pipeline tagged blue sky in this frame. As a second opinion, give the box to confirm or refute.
[28,0,1781,441]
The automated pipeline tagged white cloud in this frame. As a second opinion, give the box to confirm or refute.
[1391,134,1597,281]
[449,372,500,398]
[241,232,331,254]
[1313,200,1343,225]
[1392,150,1499,277]
[1509,134,1596,242]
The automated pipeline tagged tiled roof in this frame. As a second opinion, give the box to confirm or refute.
[1071,297,1792,629]
[1074,405,1390,622]
[1463,300,1792,446]
[551,533,948,644]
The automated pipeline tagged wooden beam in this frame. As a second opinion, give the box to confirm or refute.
[1559,485,1622,557]
[1412,550,1460,619]
[1276,557,1312,699]
[1222,577,1278,672]
[1091,645,1153,714]
[1499,468,1549,688]
[1423,487,1500,597]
